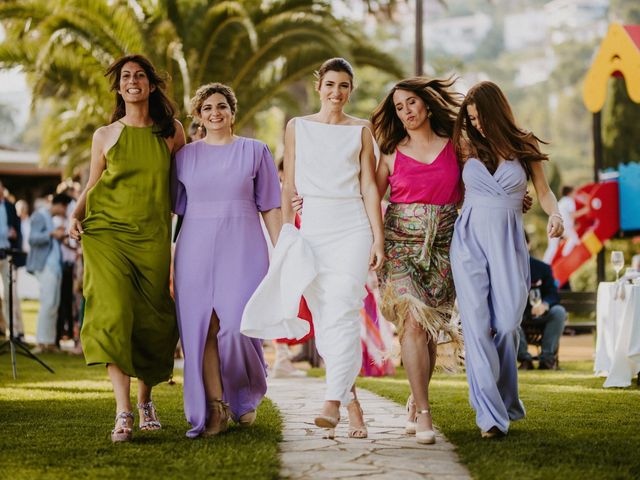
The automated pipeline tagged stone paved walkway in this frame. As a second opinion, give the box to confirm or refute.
[267,376,471,480]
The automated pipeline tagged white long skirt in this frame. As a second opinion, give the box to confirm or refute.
[301,197,373,404]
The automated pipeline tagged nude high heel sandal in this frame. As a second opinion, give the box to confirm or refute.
[346,399,368,439]
[314,411,340,439]
[202,399,231,437]
[415,409,436,444]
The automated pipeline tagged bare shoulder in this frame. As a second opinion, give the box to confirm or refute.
[286,117,300,130]
[94,122,123,150]
[284,118,298,140]
[173,118,184,135]
[95,122,122,139]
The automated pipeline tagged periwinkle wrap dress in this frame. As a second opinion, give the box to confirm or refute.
[451,158,529,434]
[172,137,280,438]
[81,123,177,387]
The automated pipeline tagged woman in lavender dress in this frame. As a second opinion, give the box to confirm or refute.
[172,83,281,438]
[451,81,564,438]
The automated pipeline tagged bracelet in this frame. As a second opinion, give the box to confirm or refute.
[550,213,563,222]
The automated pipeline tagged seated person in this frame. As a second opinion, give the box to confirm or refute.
[518,233,567,370]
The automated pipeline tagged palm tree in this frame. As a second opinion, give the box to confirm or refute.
[0,0,404,174]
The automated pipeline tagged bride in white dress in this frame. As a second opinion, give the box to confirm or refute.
[282,58,384,438]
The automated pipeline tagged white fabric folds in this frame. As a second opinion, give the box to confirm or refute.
[241,223,314,340]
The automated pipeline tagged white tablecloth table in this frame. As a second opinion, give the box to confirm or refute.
[594,282,640,387]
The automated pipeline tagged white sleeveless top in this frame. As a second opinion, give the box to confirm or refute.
[294,118,366,200]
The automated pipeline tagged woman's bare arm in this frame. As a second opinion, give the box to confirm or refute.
[375,152,392,199]
[529,160,563,238]
[360,126,385,270]
[261,208,282,247]
[69,126,112,239]
[281,119,297,225]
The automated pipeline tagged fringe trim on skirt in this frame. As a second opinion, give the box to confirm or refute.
[379,286,463,372]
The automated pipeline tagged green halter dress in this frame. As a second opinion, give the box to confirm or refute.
[80,122,177,386]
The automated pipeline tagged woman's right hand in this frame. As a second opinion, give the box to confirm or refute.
[69,217,84,241]
[292,195,303,215]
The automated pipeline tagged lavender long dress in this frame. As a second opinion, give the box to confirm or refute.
[172,137,280,438]
[450,158,529,434]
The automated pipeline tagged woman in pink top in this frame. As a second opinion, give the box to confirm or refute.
[371,77,464,444]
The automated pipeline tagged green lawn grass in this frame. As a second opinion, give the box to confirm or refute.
[315,362,639,479]
[0,353,281,480]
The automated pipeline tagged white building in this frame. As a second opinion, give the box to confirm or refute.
[544,0,609,44]
[514,56,555,87]
[504,10,548,52]
[424,13,493,57]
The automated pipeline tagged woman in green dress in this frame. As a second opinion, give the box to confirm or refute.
[70,54,185,442]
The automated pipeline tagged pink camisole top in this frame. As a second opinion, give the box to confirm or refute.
[388,140,461,205]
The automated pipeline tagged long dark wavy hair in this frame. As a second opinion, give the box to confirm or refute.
[453,81,548,177]
[371,76,462,155]
[105,54,176,138]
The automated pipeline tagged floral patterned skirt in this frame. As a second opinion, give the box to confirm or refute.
[378,202,461,356]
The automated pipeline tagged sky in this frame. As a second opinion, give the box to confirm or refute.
[0,27,30,143]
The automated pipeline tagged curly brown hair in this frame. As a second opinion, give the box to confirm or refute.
[190,82,237,119]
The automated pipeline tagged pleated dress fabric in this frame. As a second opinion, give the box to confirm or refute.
[450,158,530,434]
[81,124,177,387]
[172,138,281,438]
[294,119,373,405]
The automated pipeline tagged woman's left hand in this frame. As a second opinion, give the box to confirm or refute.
[369,241,385,271]
[523,191,533,213]
[547,215,564,238]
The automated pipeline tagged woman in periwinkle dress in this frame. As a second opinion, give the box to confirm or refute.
[450,81,564,438]
[172,83,281,438]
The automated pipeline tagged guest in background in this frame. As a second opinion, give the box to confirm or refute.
[187,120,206,142]
[518,232,567,371]
[543,186,588,288]
[16,200,30,254]
[55,188,79,346]
[0,180,25,339]
[359,271,395,378]
[27,194,72,352]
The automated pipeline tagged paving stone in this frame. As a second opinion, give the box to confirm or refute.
[267,375,471,479]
